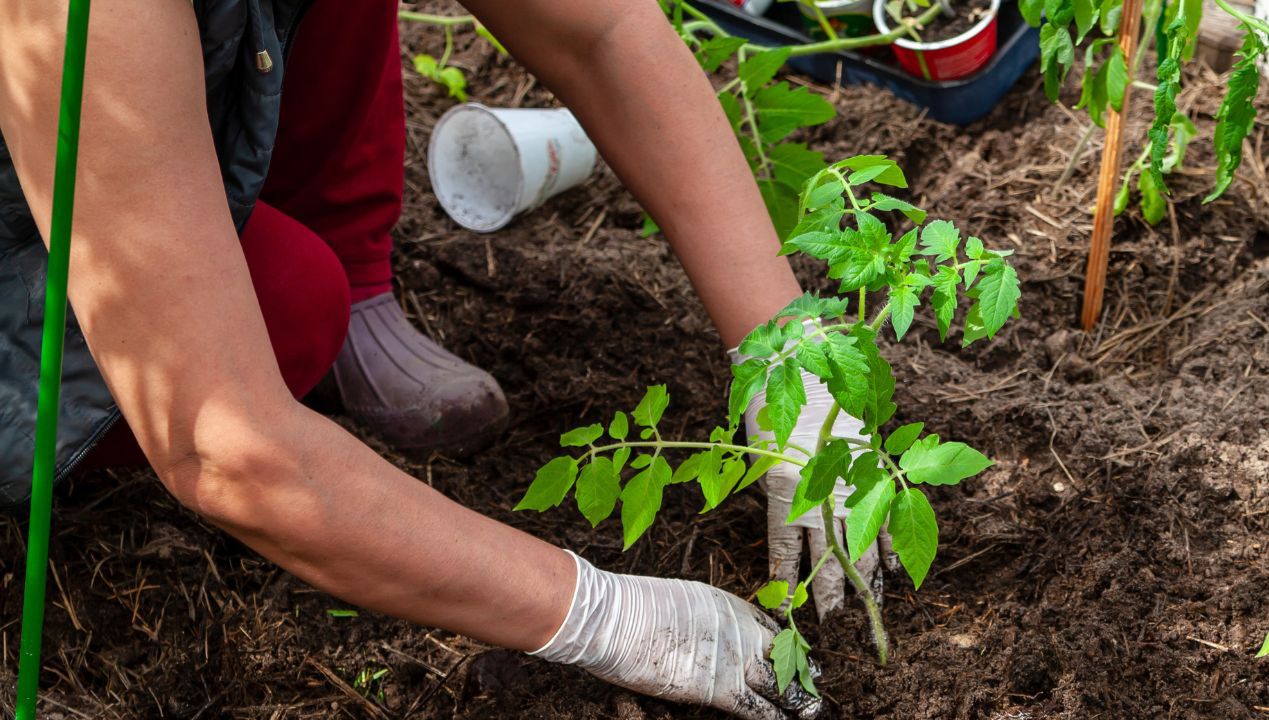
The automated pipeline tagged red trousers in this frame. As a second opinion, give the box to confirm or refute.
[87,0,405,468]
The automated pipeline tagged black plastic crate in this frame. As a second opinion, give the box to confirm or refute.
[696,0,1040,125]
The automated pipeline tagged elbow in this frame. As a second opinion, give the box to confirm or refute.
[155,407,312,532]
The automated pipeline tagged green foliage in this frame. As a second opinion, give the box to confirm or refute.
[1205,30,1265,203]
[1257,632,1269,658]
[515,153,1020,668]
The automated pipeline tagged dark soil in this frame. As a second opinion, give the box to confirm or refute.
[4,3,1269,719]
[906,0,994,44]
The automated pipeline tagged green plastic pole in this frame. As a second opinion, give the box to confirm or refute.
[15,0,92,717]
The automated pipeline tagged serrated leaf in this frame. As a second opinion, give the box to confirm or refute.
[930,265,960,341]
[797,341,833,379]
[764,359,807,449]
[837,156,907,188]
[739,320,786,358]
[758,179,801,241]
[561,423,604,447]
[515,457,579,511]
[1205,30,1263,202]
[786,231,847,262]
[700,452,745,511]
[769,628,811,694]
[776,292,849,322]
[729,359,769,427]
[800,440,855,503]
[970,258,1021,338]
[899,436,993,485]
[889,488,938,588]
[888,284,919,341]
[769,143,829,193]
[884,422,924,454]
[633,385,670,428]
[738,454,779,492]
[753,82,835,143]
[697,35,748,72]
[919,220,960,262]
[823,332,870,416]
[575,458,620,527]
[609,411,629,441]
[756,580,790,610]
[620,456,670,549]
[792,581,809,609]
[870,193,927,224]
[850,327,896,432]
[842,453,883,508]
[846,476,895,563]
[672,451,707,484]
[739,47,792,96]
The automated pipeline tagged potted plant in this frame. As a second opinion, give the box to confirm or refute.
[873,0,1002,80]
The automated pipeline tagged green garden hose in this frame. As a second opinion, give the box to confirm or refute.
[15,0,92,717]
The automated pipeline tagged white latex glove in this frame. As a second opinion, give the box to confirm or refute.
[731,337,889,619]
[531,552,821,720]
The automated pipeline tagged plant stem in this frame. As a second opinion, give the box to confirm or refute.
[810,1,841,41]
[1212,0,1269,34]
[398,10,478,26]
[803,546,836,585]
[858,288,866,324]
[439,26,455,68]
[588,441,808,467]
[736,48,772,178]
[781,3,945,56]
[867,302,892,332]
[1053,122,1097,195]
[821,498,890,664]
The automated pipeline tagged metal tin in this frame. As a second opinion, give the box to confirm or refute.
[728,0,775,15]
[873,0,1001,81]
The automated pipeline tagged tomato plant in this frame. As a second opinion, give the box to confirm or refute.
[400,10,507,101]
[516,154,1021,693]
[1032,0,1267,219]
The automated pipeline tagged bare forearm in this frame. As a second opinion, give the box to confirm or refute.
[464,0,802,347]
[197,406,573,651]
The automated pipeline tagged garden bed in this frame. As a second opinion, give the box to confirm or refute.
[2,2,1268,718]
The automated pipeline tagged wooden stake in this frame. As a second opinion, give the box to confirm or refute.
[1081,0,1146,331]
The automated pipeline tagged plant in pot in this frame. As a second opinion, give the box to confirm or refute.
[873,0,1004,80]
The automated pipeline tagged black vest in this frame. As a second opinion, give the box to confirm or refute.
[0,0,310,506]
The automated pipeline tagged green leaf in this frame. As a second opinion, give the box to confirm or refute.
[930,265,960,341]
[776,292,849,322]
[1045,0,1075,25]
[738,454,779,492]
[1105,46,1128,112]
[889,488,938,588]
[575,458,620,527]
[888,284,918,341]
[803,174,847,211]
[969,258,1020,338]
[753,82,835,143]
[1256,632,1269,658]
[1138,169,1167,225]
[846,476,895,563]
[1020,0,1044,25]
[474,23,508,55]
[797,341,832,380]
[1039,23,1075,102]
[792,581,809,609]
[756,580,790,609]
[769,628,812,695]
[848,164,891,186]
[919,220,960,262]
[769,143,829,193]
[718,91,743,132]
[620,456,670,549]
[515,457,580,511]
[327,608,360,618]
[1073,0,1097,40]
[764,359,807,449]
[758,179,802,241]
[869,193,927,224]
[672,451,707,485]
[899,435,993,485]
[437,67,468,101]
[739,320,786,358]
[613,447,631,473]
[823,332,870,416]
[560,423,604,447]
[1204,30,1263,203]
[850,327,896,432]
[696,35,748,72]
[884,422,925,455]
[729,359,769,427]
[640,214,659,238]
[739,47,792,96]
[609,411,629,441]
[701,454,745,511]
[412,54,439,79]
[1100,0,1123,34]
[837,155,907,188]
[632,385,670,428]
[800,440,855,503]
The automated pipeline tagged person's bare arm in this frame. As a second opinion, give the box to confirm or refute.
[460,0,802,348]
[0,0,573,652]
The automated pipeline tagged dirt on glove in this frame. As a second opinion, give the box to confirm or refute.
[2,2,1267,718]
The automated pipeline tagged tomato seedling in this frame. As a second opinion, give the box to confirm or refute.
[517,154,1020,693]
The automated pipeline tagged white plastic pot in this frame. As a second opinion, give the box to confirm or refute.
[428,103,598,233]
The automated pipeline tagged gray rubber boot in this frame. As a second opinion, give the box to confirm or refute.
[330,293,509,459]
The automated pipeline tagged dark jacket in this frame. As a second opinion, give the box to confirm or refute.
[0,0,310,506]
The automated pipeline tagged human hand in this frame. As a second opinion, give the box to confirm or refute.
[530,553,821,720]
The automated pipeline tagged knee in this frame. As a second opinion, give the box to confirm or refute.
[241,203,351,398]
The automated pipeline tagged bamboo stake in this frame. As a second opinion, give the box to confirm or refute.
[1081,0,1146,331]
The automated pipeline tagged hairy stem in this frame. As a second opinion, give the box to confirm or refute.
[821,498,890,665]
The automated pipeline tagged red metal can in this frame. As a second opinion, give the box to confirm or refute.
[730,0,775,14]
[872,0,1001,81]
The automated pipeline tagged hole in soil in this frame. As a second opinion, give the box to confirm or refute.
[1252,231,1269,259]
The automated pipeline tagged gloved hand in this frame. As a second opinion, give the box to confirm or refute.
[531,552,821,720]
[731,336,890,620]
